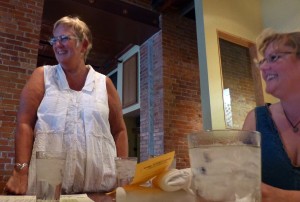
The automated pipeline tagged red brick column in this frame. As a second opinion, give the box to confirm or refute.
[131,1,203,168]
[0,0,44,190]
[161,9,202,168]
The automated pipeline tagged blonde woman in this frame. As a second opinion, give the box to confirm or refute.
[5,16,128,195]
[243,29,300,201]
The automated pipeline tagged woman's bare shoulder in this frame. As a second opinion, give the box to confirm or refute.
[21,66,45,99]
[242,108,256,131]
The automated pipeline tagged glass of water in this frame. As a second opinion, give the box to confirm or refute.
[188,130,261,202]
[36,151,66,202]
[115,157,137,187]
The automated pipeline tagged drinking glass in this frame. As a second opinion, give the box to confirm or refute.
[188,130,261,202]
[115,157,137,187]
[36,151,66,202]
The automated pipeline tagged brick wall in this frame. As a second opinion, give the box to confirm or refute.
[0,0,44,191]
[161,9,202,168]
[220,39,256,129]
[127,0,202,168]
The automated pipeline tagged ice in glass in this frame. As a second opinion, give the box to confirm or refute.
[188,130,261,202]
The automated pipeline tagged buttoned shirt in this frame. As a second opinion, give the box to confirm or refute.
[27,64,117,194]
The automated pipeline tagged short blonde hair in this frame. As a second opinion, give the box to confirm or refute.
[257,28,300,58]
[53,16,93,61]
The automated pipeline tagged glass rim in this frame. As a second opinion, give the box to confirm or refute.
[114,157,137,160]
[36,150,66,159]
[189,129,260,134]
[187,129,261,148]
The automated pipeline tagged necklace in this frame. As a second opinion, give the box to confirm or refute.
[282,106,300,133]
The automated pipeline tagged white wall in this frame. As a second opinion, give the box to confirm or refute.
[195,0,263,129]
[262,0,300,32]
[261,0,300,103]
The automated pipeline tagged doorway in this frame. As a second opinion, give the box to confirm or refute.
[218,31,264,129]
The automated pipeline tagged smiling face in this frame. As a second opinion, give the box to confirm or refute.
[52,24,85,68]
[260,42,300,99]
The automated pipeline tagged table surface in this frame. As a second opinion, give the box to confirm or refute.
[1,191,208,202]
[0,193,115,202]
[87,192,115,202]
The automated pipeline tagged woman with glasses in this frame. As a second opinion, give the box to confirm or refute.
[5,16,128,195]
[243,29,300,201]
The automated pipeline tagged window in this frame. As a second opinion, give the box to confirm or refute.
[108,45,140,115]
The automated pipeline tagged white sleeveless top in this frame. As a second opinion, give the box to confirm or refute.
[27,64,117,194]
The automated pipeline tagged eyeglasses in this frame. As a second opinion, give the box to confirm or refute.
[48,35,78,46]
[256,52,295,68]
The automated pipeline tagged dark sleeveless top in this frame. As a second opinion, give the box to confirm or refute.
[256,105,300,190]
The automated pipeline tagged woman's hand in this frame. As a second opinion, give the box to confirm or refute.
[4,169,28,195]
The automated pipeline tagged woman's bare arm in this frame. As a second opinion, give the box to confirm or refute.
[5,67,45,194]
[106,77,128,157]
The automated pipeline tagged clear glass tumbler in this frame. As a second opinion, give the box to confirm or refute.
[36,151,66,202]
[188,130,261,202]
[115,157,138,187]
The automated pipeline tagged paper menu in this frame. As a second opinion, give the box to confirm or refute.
[129,151,175,185]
